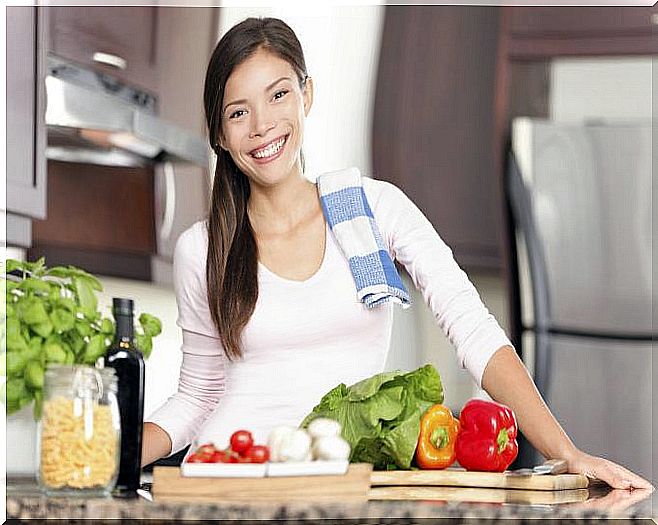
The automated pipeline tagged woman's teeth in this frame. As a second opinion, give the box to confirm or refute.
[252,136,286,159]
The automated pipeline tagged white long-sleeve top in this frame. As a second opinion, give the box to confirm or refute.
[146,177,513,456]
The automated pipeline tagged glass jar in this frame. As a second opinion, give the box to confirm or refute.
[37,364,121,497]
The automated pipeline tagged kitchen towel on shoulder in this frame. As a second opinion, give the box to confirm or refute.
[316,167,411,309]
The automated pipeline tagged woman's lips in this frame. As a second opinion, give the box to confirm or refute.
[249,134,288,165]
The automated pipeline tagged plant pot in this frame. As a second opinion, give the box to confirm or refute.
[7,403,38,476]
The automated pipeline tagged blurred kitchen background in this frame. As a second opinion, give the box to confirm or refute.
[4,4,656,483]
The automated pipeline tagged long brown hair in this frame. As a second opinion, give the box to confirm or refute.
[203,18,309,359]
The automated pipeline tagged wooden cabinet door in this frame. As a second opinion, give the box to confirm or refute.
[48,6,159,93]
[373,6,503,271]
[508,6,658,58]
[6,6,48,223]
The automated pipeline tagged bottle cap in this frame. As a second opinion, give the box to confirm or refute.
[112,297,134,316]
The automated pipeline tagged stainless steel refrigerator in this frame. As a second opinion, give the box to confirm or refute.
[506,118,654,482]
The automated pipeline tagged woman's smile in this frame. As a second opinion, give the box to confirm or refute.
[249,133,289,164]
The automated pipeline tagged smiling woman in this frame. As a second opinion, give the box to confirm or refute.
[140,17,653,492]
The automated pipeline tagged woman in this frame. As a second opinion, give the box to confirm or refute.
[141,17,651,490]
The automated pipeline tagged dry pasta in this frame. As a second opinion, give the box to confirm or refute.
[40,395,119,489]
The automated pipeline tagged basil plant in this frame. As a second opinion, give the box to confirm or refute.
[3,258,162,419]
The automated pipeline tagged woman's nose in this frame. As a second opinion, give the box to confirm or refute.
[249,112,276,138]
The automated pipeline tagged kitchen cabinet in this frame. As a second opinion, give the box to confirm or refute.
[29,161,156,281]
[372,6,504,271]
[30,7,216,280]
[6,6,48,246]
[507,6,658,58]
[47,6,160,94]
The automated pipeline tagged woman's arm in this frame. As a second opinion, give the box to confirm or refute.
[482,345,653,490]
[142,330,227,464]
[141,422,173,467]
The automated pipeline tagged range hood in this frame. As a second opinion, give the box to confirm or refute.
[45,54,209,168]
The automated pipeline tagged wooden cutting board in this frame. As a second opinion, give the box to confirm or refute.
[370,468,588,491]
[369,485,590,505]
[152,463,373,503]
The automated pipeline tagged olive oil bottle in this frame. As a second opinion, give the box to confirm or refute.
[104,298,145,495]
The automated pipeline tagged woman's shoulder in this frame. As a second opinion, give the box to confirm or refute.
[361,175,408,213]
[174,220,209,270]
[176,220,208,252]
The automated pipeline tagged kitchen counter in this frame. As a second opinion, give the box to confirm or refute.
[6,475,656,523]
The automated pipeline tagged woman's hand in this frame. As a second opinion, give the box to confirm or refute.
[565,449,654,490]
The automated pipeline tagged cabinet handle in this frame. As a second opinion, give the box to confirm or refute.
[159,162,176,243]
[92,52,127,70]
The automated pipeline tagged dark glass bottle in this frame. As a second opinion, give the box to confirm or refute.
[105,298,145,495]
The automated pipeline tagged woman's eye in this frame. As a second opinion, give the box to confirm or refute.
[273,89,289,101]
[228,109,246,120]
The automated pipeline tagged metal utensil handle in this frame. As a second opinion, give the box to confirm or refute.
[92,51,127,70]
[542,458,568,474]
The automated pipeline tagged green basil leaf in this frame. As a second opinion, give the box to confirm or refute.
[6,259,23,274]
[79,274,102,292]
[100,318,115,336]
[134,333,152,358]
[83,335,106,364]
[43,266,69,278]
[31,320,53,339]
[27,336,43,361]
[49,308,75,333]
[24,361,45,389]
[139,313,162,338]
[18,298,49,325]
[56,296,78,313]
[6,352,26,375]
[6,378,28,403]
[44,341,67,364]
[6,318,29,353]
[73,277,97,318]
[19,277,51,295]
[64,331,85,354]
[75,320,92,337]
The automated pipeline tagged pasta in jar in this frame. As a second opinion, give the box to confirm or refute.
[37,365,120,496]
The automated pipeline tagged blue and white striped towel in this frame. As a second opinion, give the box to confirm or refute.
[317,167,411,309]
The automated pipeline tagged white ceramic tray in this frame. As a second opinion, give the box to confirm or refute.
[179,460,349,478]
[181,462,267,478]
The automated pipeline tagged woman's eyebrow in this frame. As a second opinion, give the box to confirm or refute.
[223,76,292,114]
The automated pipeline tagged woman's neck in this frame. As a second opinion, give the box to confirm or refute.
[247,172,321,235]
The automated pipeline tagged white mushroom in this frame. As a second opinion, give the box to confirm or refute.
[267,426,312,462]
[311,435,351,461]
[306,418,342,440]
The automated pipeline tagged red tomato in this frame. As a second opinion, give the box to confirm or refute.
[210,450,233,463]
[195,443,217,455]
[186,453,207,463]
[230,430,254,455]
[244,445,270,464]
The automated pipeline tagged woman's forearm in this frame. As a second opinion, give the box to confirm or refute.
[141,422,173,467]
[481,345,579,461]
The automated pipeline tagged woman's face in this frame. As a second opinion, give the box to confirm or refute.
[219,47,312,187]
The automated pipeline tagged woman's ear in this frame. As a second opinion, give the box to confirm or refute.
[303,76,314,116]
[217,132,227,151]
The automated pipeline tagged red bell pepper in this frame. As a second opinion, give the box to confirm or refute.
[454,398,518,472]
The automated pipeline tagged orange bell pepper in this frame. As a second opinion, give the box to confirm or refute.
[415,404,460,469]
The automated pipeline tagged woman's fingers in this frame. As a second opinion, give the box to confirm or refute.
[568,451,654,490]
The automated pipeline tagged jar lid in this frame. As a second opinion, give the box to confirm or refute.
[45,364,118,397]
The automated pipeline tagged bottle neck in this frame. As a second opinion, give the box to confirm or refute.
[114,315,134,346]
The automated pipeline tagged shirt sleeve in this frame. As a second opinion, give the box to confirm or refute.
[144,223,227,456]
[369,179,514,388]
